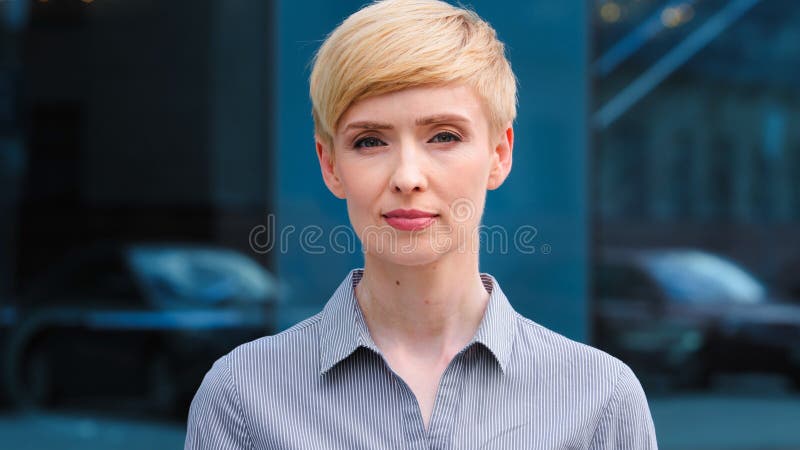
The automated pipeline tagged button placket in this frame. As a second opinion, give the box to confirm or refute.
[387,364,428,447]
[427,350,470,450]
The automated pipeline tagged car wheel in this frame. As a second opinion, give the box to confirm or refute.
[148,352,178,417]
[15,343,56,409]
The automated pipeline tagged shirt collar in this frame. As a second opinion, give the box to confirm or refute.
[318,268,518,376]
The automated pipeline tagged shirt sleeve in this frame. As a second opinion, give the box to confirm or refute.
[185,354,253,450]
[588,363,658,450]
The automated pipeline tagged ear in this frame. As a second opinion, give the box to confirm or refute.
[487,124,513,190]
[316,136,347,199]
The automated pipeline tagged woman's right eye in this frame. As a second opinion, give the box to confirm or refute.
[353,136,386,149]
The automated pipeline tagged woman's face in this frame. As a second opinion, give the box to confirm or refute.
[316,84,513,266]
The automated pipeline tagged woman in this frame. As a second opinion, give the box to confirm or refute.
[185,0,658,448]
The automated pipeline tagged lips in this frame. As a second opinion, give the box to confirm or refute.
[383,209,438,219]
[382,209,439,231]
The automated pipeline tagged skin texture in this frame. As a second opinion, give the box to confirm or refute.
[315,84,513,431]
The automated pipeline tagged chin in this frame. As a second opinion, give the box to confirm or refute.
[366,238,455,266]
[357,223,459,261]
[370,252,442,267]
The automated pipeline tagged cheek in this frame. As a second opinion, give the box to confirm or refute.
[433,156,490,221]
[339,168,385,215]
[337,157,374,190]
[435,153,491,191]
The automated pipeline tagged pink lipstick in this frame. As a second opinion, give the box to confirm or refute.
[382,209,438,231]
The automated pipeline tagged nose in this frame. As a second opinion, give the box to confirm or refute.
[389,141,428,194]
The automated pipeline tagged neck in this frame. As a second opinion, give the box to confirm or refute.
[354,252,490,362]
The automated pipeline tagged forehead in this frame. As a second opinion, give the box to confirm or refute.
[336,84,489,133]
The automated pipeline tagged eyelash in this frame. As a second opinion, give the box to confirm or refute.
[352,131,462,149]
[429,131,462,144]
[353,136,386,149]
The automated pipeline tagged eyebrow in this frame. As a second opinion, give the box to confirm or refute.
[342,114,471,132]
[343,121,393,131]
[415,114,471,126]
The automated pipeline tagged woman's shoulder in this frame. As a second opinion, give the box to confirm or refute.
[227,310,325,363]
[185,312,327,449]
[193,311,326,405]
[513,313,637,390]
[513,313,656,446]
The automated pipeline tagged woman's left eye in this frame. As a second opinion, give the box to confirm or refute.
[428,132,461,144]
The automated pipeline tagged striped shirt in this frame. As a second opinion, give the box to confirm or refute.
[185,268,658,449]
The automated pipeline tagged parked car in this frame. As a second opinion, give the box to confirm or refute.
[2,242,280,415]
[594,248,800,391]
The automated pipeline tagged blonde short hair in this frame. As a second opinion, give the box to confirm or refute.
[309,0,517,152]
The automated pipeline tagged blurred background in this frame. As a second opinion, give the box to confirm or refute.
[0,0,798,449]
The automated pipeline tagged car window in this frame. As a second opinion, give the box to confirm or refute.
[128,247,276,305]
[643,252,766,304]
